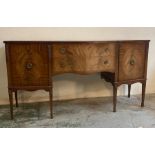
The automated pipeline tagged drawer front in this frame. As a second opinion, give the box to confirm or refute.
[118,42,146,81]
[52,43,116,74]
[8,43,49,86]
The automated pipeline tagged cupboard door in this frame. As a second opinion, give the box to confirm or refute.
[118,42,146,81]
[8,43,49,86]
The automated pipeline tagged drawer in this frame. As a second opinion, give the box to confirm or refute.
[86,43,116,72]
[86,56,115,72]
[8,43,49,86]
[53,57,76,73]
[118,42,146,81]
[52,43,115,57]
[52,43,116,74]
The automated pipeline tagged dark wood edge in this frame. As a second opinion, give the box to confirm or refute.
[8,86,52,91]
[52,71,115,75]
[114,79,146,86]
[48,45,52,87]
[5,44,12,87]
[144,42,149,79]
[3,40,150,44]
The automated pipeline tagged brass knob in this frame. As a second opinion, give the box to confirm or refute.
[130,60,135,65]
[104,48,109,52]
[26,63,33,69]
[60,48,66,54]
[104,60,108,65]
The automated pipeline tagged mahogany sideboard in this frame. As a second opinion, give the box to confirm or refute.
[4,40,150,119]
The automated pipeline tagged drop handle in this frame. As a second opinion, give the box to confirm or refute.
[130,60,135,65]
[104,60,108,65]
[60,48,66,54]
[26,63,33,69]
[104,48,109,52]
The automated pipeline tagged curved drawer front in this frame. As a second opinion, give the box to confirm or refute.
[118,42,146,81]
[52,43,116,74]
[8,43,49,86]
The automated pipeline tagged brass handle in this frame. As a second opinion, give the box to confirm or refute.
[26,63,33,69]
[104,48,109,52]
[104,60,108,65]
[60,48,66,54]
[130,60,135,65]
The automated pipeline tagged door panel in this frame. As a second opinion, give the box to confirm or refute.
[8,43,49,86]
[118,42,146,81]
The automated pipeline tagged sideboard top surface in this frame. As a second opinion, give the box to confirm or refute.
[3,40,150,44]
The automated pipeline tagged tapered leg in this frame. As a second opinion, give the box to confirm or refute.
[49,89,53,119]
[8,89,13,120]
[128,84,131,98]
[141,81,146,107]
[15,91,18,107]
[113,85,117,112]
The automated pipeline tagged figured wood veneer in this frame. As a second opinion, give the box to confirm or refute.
[4,40,150,119]
[118,42,146,81]
[52,43,116,74]
[8,43,49,86]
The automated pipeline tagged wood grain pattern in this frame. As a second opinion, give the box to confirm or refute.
[8,43,49,86]
[4,40,150,119]
[118,42,145,81]
[52,43,116,74]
